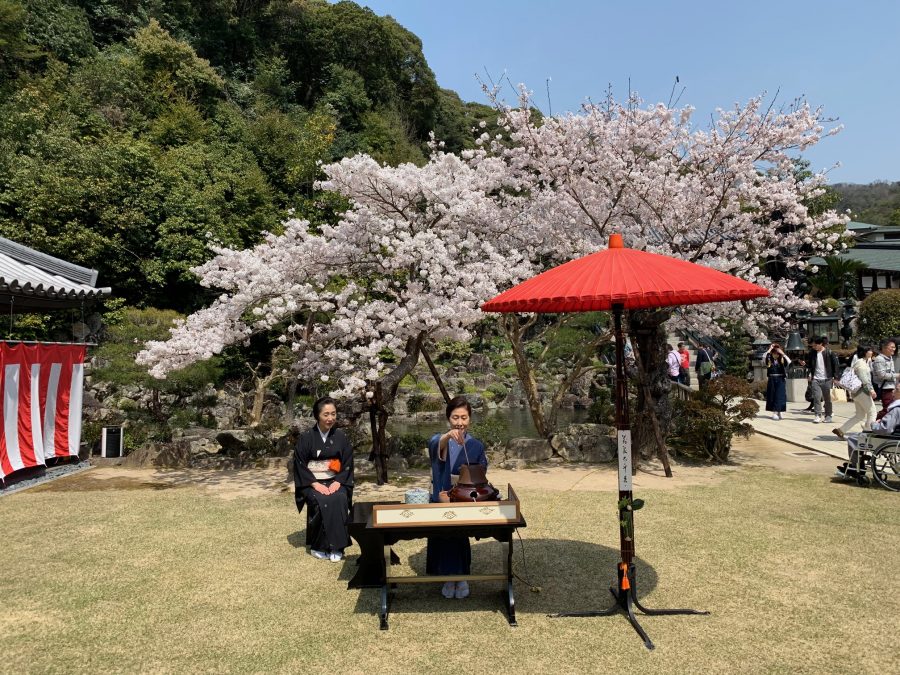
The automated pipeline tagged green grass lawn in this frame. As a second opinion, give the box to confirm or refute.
[1,466,897,674]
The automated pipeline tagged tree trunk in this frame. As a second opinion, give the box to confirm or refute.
[628,309,673,460]
[502,315,549,438]
[284,377,298,424]
[420,343,451,404]
[250,373,276,427]
[368,332,426,484]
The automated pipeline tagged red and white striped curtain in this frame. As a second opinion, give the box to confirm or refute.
[0,342,86,480]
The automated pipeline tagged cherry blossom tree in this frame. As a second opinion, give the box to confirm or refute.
[468,88,849,455]
[137,150,533,482]
[138,85,849,470]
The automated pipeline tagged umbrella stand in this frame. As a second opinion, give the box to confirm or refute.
[548,303,708,650]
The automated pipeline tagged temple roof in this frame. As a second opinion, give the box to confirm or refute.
[0,237,111,313]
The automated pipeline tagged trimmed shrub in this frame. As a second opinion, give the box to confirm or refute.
[857,289,900,342]
[669,375,758,462]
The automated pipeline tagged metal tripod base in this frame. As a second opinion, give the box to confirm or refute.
[548,563,709,650]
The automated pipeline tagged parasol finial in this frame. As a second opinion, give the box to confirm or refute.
[609,233,624,249]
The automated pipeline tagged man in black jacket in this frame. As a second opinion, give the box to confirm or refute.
[805,336,840,423]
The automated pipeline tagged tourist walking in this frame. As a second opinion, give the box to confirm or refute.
[677,342,691,385]
[871,338,898,420]
[695,344,716,388]
[805,336,840,424]
[832,345,877,439]
[666,344,681,383]
[764,342,790,419]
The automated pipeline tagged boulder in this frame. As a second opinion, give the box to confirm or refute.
[466,353,493,374]
[216,430,251,456]
[464,392,485,410]
[212,390,244,429]
[505,437,552,462]
[354,458,376,475]
[122,440,191,468]
[550,423,615,463]
[498,458,527,471]
[183,436,219,456]
[274,428,300,457]
[82,391,101,411]
[387,455,409,472]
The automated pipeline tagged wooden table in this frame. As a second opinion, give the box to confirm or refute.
[347,500,527,630]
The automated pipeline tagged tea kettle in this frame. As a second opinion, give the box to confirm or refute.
[448,463,500,502]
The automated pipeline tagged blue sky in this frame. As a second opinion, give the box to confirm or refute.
[357,0,899,184]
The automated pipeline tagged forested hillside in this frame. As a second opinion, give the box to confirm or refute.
[0,0,495,312]
[832,181,900,225]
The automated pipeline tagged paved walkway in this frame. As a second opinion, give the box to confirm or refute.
[749,398,866,460]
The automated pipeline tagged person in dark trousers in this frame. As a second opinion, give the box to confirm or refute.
[677,342,691,385]
[293,396,354,562]
[695,343,716,388]
[805,336,840,424]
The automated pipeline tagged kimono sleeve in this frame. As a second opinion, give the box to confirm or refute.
[292,433,317,488]
[428,433,445,462]
[332,431,354,486]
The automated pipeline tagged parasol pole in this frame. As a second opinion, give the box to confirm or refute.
[612,303,635,565]
[549,302,708,649]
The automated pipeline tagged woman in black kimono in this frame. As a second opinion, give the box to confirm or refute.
[426,396,488,599]
[293,397,354,562]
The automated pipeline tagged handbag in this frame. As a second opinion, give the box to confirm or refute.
[804,383,814,403]
[839,367,862,394]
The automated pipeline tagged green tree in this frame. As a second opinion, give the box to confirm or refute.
[857,289,900,342]
[94,307,222,420]
[23,0,96,63]
[0,0,41,80]
[810,256,868,299]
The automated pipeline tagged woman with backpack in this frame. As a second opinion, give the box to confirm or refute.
[833,345,877,439]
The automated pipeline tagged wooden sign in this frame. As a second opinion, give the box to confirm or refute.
[372,485,521,528]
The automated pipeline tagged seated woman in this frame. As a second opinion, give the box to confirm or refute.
[293,396,354,562]
[426,396,488,600]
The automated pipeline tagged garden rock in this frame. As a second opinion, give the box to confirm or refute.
[122,440,191,468]
[499,458,527,471]
[550,423,615,463]
[354,458,375,475]
[466,353,493,374]
[274,428,300,457]
[216,430,251,456]
[387,456,409,472]
[506,437,552,461]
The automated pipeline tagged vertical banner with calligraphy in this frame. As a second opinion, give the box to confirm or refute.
[617,429,632,492]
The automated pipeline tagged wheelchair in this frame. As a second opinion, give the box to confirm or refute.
[837,430,900,491]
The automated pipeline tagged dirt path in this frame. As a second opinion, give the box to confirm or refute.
[28,433,840,501]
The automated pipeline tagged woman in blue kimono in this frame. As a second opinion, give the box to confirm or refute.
[426,395,488,599]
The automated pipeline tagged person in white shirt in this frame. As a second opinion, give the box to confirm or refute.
[666,344,681,383]
[833,345,876,439]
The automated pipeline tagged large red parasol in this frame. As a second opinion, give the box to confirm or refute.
[482,233,769,313]
[482,233,769,649]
